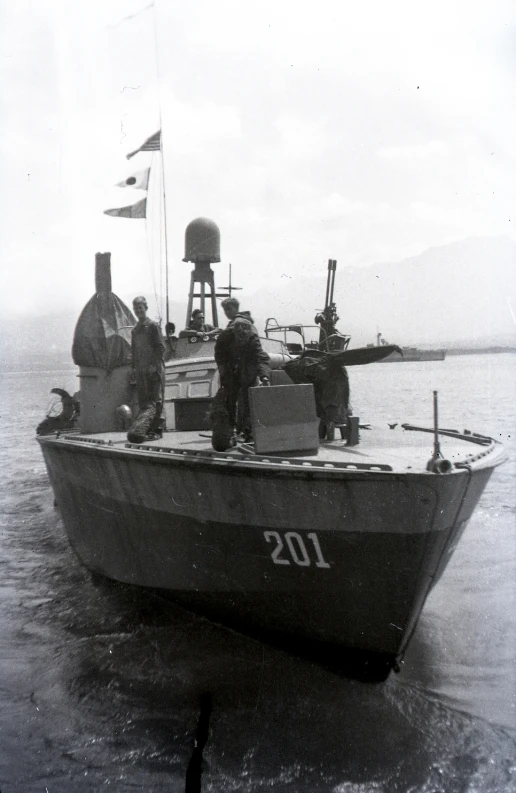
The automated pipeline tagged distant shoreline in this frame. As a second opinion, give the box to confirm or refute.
[444,347,516,356]
[1,347,515,374]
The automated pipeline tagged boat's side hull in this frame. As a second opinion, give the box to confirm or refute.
[39,438,494,660]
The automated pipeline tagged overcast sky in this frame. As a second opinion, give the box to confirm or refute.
[1,0,514,319]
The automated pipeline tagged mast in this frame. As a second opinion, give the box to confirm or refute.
[160,146,170,327]
[152,1,170,327]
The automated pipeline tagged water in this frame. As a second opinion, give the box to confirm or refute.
[0,355,515,792]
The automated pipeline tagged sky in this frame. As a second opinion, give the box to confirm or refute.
[1,0,515,321]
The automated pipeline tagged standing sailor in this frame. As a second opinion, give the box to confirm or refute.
[220,297,257,333]
[214,317,270,443]
[128,296,165,442]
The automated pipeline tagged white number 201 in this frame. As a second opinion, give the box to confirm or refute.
[263,531,331,568]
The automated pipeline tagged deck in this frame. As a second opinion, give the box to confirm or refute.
[59,423,500,475]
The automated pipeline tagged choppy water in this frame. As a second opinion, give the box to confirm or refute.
[0,354,515,792]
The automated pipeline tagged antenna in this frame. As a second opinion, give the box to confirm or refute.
[426,391,453,473]
[219,263,242,298]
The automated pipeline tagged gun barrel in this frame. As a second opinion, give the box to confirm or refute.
[326,258,337,308]
[324,260,331,309]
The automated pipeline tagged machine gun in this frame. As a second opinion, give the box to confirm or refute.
[314,259,350,352]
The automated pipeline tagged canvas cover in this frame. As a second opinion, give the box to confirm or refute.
[283,354,350,425]
[72,293,136,370]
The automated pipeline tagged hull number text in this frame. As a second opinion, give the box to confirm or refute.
[263,531,331,568]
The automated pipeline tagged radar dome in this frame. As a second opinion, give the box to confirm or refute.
[183,217,221,263]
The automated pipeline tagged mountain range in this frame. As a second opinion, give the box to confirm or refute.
[1,236,515,368]
[246,236,516,348]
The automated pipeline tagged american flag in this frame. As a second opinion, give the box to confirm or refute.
[126,131,161,160]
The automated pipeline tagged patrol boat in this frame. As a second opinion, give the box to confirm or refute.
[37,218,506,679]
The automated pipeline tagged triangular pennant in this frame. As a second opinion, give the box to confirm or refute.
[103,198,147,219]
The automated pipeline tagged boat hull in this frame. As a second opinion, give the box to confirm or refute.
[38,436,495,663]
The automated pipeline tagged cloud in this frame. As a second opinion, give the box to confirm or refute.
[162,99,243,155]
[274,115,334,159]
[408,201,453,226]
[321,193,366,216]
[223,206,262,226]
[377,141,450,162]
[1,0,515,318]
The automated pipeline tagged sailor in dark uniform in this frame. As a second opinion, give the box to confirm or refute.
[215,317,270,442]
[129,296,165,440]
[164,322,177,361]
[282,351,351,440]
[220,297,258,333]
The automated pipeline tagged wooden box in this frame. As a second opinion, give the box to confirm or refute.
[249,384,319,454]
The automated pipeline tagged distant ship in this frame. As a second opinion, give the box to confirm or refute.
[370,332,446,362]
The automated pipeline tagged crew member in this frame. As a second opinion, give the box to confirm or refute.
[315,304,340,349]
[179,309,220,340]
[164,321,177,361]
[215,317,270,443]
[283,352,350,440]
[313,356,350,440]
[221,297,258,333]
[129,296,165,441]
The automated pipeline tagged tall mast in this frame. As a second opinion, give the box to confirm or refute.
[160,147,170,327]
[152,1,170,327]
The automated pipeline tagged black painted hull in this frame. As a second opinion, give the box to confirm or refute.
[38,435,497,665]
